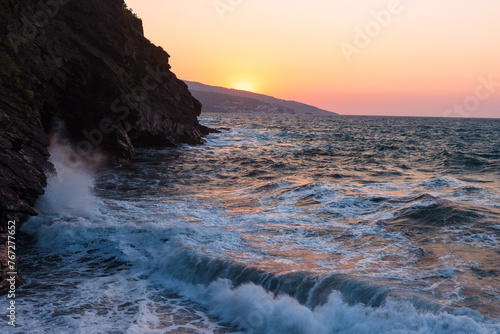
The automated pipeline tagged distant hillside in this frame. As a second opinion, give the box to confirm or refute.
[184,81,337,116]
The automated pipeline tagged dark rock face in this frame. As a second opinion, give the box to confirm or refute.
[0,0,212,293]
[0,88,52,293]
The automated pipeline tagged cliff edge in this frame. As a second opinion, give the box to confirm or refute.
[0,0,212,293]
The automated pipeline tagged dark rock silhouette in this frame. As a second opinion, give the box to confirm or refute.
[0,0,213,293]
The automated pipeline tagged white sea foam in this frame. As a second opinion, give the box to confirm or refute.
[10,118,500,333]
[150,277,498,334]
[422,176,467,189]
[15,173,500,334]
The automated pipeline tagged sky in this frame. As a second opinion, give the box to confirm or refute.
[124,0,500,118]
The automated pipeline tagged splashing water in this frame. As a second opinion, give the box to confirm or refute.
[3,115,499,333]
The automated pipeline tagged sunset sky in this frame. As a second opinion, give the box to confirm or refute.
[124,0,500,117]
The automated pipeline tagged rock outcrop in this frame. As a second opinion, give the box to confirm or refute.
[0,0,213,293]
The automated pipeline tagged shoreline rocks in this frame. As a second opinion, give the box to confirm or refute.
[0,0,215,294]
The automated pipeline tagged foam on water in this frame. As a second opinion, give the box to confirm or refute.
[4,116,500,333]
[153,279,498,334]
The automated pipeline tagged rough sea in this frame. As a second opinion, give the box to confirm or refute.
[3,114,500,333]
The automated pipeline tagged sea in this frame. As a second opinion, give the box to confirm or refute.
[3,114,500,333]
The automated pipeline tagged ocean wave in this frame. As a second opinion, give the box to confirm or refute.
[13,115,500,332]
[155,278,499,334]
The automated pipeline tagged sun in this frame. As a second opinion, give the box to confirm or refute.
[232,81,256,92]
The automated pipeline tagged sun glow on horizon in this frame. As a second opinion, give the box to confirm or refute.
[124,0,500,118]
[232,80,257,93]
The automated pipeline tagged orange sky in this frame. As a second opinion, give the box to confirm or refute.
[124,0,499,118]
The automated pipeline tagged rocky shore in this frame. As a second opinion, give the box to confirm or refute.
[0,0,213,293]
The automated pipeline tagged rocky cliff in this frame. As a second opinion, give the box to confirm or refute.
[0,0,212,293]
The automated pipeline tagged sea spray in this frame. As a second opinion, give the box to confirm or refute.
[6,115,499,333]
[20,134,107,249]
[147,276,496,334]
[35,134,107,215]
